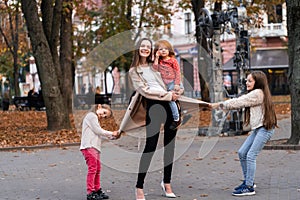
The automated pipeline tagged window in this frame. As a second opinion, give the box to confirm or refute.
[185,13,192,34]
[164,21,171,35]
[267,4,282,23]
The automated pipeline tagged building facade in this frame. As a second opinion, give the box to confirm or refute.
[221,3,288,95]
[165,2,288,96]
[73,1,289,100]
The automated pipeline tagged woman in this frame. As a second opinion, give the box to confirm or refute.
[130,38,179,200]
[211,71,277,196]
[118,38,208,200]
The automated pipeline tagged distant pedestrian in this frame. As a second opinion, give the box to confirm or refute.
[95,86,101,96]
[28,88,38,98]
[112,67,120,94]
[81,84,86,95]
[211,70,277,196]
[27,88,38,110]
[80,104,119,200]
[86,84,95,107]
[2,91,10,111]
[223,73,232,91]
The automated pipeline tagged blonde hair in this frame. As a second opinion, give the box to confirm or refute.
[154,39,176,58]
[81,104,113,127]
[101,104,113,118]
[90,104,113,117]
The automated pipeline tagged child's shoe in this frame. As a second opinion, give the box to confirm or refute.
[169,119,181,130]
[232,185,255,196]
[87,191,102,200]
[234,180,256,191]
[96,188,109,199]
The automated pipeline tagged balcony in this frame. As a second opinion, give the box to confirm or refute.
[250,23,287,37]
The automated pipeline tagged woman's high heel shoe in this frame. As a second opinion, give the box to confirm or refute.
[136,188,146,200]
[160,181,176,198]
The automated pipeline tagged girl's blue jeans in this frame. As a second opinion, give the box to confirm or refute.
[166,81,180,121]
[238,126,275,186]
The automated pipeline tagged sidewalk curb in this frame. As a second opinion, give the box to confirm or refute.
[0,142,80,152]
[1,140,299,152]
[264,144,300,150]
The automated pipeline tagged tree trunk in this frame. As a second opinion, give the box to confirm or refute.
[13,5,20,96]
[13,53,19,96]
[286,0,300,144]
[21,0,71,130]
[191,0,210,102]
[60,0,74,114]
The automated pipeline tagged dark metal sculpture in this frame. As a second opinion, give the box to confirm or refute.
[197,4,251,135]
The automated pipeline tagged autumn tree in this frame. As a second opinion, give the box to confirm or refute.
[20,0,73,130]
[87,0,192,70]
[77,0,193,97]
[0,0,29,96]
[72,1,103,63]
[191,0,211,102]
[286,0,300,145]
[99,1,176,41]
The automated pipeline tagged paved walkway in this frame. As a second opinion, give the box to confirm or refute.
[1,116,299,200]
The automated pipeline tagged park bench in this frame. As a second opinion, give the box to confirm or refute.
[13,96,45,111]
[14,94,114,110]
[74,94,112,109]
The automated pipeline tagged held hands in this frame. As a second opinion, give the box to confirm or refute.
[174,84,181,93]
[112,131,119,137]
[210,103,220,109]
[111,131,121,140]
[171,91,180,101]
[209,102,224,110]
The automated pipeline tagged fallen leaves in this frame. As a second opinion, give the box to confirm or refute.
[0,110,120,149]
[0,102,291,149]
[200,193,209,197]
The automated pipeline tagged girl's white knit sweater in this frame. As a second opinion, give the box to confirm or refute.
[222,89,264,130]
[80,112,113,152]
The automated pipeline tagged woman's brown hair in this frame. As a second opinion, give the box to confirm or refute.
[244,71,277,130]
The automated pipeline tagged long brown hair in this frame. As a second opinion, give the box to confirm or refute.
[244,71,277,130]
[130,38,153,68]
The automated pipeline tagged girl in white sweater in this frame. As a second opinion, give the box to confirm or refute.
[80,104,119,200]
[211,71,277,196]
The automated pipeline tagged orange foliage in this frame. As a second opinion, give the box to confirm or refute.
[0,103,291,148]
